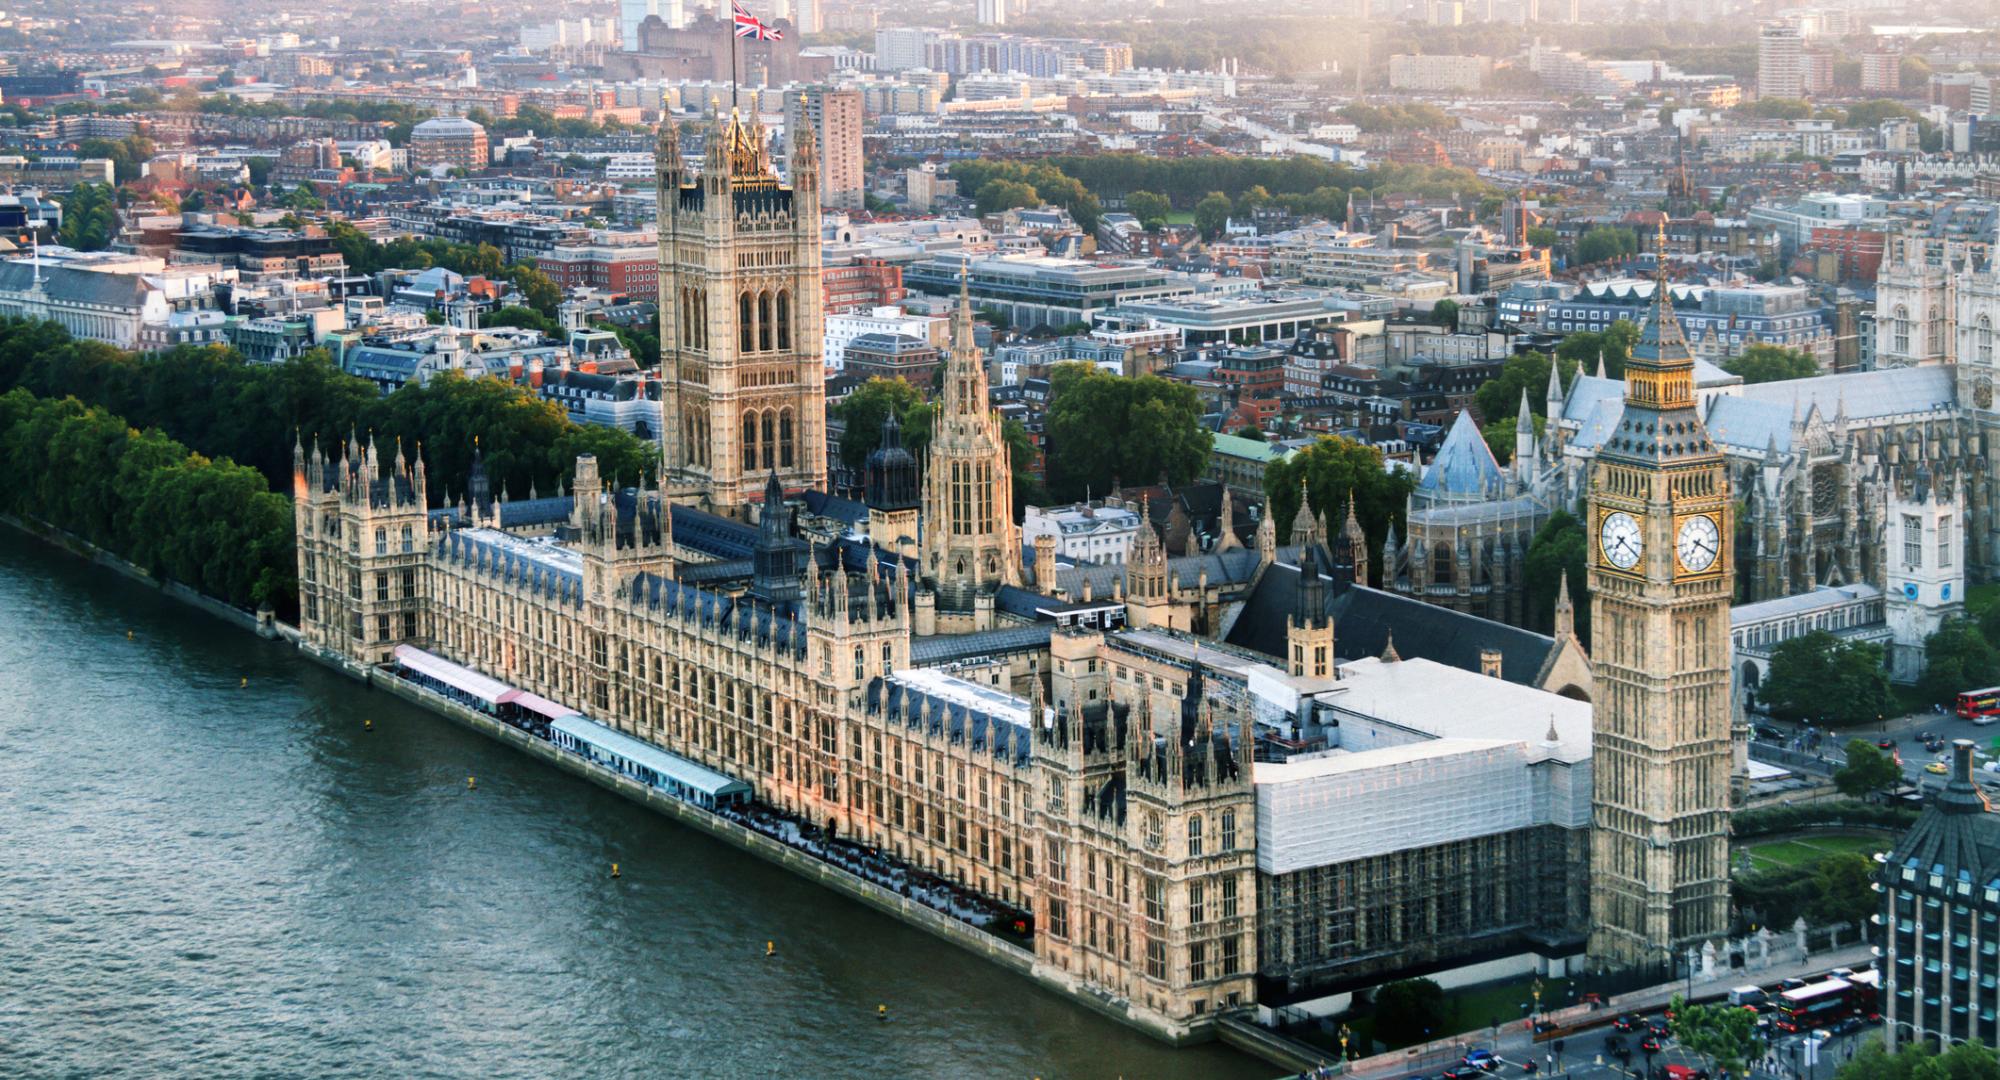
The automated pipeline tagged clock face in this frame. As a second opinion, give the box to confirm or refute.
[1676,514,1721,574]
[1600,511,1643,570]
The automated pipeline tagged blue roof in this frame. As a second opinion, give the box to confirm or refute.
[550,714,751,798]
[671,506,758,559]
[1419,410,1507,502]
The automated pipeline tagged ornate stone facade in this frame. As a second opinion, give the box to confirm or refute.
[656,107,827,512]
[1585,266,1735,972]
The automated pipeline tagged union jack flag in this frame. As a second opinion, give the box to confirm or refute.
[733,1,782,40]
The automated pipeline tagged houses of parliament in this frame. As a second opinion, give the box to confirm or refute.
[291,109,1770,1036]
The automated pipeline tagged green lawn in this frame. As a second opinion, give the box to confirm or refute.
[1744,831,1891,872]
[1163,210,1195,225]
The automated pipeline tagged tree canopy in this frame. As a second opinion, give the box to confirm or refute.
[1921,617,2000,707]
[1761,631,1895,726]
[0,389,296,615]
[1576,225,1638,266]
[0,318,658,511]
[1723,344,1820,384]
[58,183,117,251]
[1125,190,1172,231]
[1524,509,1590,646]
[834,377,934,472]
[1553,321,1639,381]
[1372,978,1449,1048]
[1262,435,1416,589]
[1832,1033,2000,1080]
[1473,351,1578,425]
[1194,191,1234,239]
[1043,365,1211,503]
[1667,994,1763,1078]
[1834,739,1904,799]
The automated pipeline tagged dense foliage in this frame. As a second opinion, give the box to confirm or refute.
[949,160,1103,232]
[0,389,296,614]
[1371,978,1449,1048]
[1733,799,1917,838]
[1834,739,1905,799]
[0,319,658,508]
[1043,364,1212,504]
[1723,344,1820,384]
[1575,225,1639,266]
[1760,630,1895,726]
[1262,436,1416,588]
[1732,850,1876,933]
[1920,617,2000,707]
[1524,509,1590,646]
[1833,1033,2000,1080]
[1668,995,1764,1079]
[834,377,934,472]
[324,223,565,316]
[57,183,117,251]
[1472,351,1578,426]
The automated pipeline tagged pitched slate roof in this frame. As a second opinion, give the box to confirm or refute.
[1224,560,1558,686]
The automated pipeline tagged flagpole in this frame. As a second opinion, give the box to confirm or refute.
[730,13,739,111]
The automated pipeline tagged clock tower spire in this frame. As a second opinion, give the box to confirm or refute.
[1586,221,1734,974]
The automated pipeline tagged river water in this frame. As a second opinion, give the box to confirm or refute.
[0,532,1270,1080]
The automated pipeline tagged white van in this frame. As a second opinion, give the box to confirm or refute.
[1728,986,1768,1008]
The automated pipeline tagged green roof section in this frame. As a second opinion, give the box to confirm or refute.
[1209,433,1295,464]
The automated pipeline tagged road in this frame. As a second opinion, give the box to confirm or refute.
[1396,1015,1882,1080]
[1754,704,2000,789]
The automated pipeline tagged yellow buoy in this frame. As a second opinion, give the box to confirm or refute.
[467,776,476,790]
[126,629,133,640]
[877,1004,887,1022]
[365,718,374,731]
[611,862,621,878]
[239,677,248,688]
[765,940,775,957]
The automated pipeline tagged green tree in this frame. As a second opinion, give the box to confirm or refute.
[1724,343,1820,384]
[57,183,117,250]
[834,376,931,472]
[1429,298,1460,328]
[1526,225,1559,249]
[1003,418,1044,515]
[1262,436,1415,587]
[1921,618,2000,706]
[1126,190,1172,231]
[1481,412,1543,466]
[1372,978,1449,1047]
[506,263,564,317]
[1473,351,1577,425]
[1761,631,1895,725]
[1834,739,1904,799]
[1554,321,1640,380]
[1668,995,1763,1078]
[1576,225,1638,265]
[482,306,555,334]
[1234,184,1273,218]
[1193,191,1234,240]
[282,184,324,210]
[1841,99,1918,129]
[1524,509,1589,645]
[1807,852,1878,927]
[1833,1032,2000,1080]
[1233,425,1267,442]
[974,178,1040,217]
[1738,97,1812,121]
[1044,365,1210,502]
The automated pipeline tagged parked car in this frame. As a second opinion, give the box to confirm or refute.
[1444,1066,1486,1080]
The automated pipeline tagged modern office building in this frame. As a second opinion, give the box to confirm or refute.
[408,116,490,172]
[1758,24,1804,100]
[903,255,1196,330]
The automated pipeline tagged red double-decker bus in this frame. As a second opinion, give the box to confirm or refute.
[1956,687,2000,722]
[1771,977,1878,1033]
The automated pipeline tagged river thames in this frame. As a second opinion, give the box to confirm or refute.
[0,531,1270,1079]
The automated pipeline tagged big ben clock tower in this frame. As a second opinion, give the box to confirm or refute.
[1586,226,1734,973]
